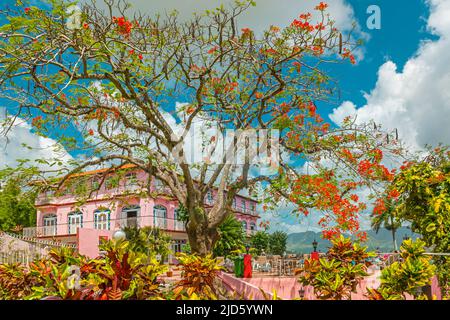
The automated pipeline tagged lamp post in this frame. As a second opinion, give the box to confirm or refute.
[312,239,318,252]
[298,287,305,300]
[112,229,126,241]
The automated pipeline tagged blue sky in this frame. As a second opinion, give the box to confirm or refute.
[1,0,449,234]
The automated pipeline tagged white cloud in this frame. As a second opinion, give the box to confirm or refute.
[329,0,450,151]
[0,111,73,170]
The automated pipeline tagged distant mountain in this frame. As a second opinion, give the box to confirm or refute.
[287,227,419,254]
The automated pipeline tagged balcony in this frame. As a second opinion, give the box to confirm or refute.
[233,205,258,216]
[23,225,57,238]
[35,194,54,206]
[25,216,186,238]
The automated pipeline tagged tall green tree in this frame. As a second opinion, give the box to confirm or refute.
[123,226,172,260]
[250,231,270,255]
[0,179,36,231]
[213,215,245,258]
[371,198,402,251]
[269,231,287,255]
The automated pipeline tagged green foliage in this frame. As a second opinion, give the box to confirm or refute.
[213,215,245,258]
[367,239,436,300]
[250,231,270,255]
[0,240,167,300]
[297,236,375,300]
[387,147,450,297]
[172,253,223,300]
[268,231,288,255]
[0,178,36,231]
[123,226,172,261]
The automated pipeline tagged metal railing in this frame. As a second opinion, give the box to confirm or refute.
[23,226,57,238]
[3,231,76,248]
[233,205,258,216]
[24,215,187,237]
[0,250,46,265]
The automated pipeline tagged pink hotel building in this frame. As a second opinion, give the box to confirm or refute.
[23,165,260,257]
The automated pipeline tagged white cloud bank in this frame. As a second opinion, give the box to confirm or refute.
[0,111,73,170]
[330,0,450,151]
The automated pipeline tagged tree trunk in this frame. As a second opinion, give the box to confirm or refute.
[186,221,220,256]
[389,216,398,251]
[391,228,397,251]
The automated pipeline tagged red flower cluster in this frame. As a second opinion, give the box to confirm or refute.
[315,2,329,11]
[31,115,43,128]
[341,148,355,163]
[241,28,252,37]
[207,46,219,54]
[373,198,386,215]
[291,173,364,239]
[291,18,314,32]
[190,64,207,74]
[387,189,400,199]
[265,48,278,55]
[113,16,133,36]
[357,158,394,181]
[342,48,356,65]
[24,7,31,14]
[311,45,324,56]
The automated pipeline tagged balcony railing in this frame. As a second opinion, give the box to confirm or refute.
[23,225,57,238]
[233,205,258,216]
[25,216,186,238]
[35,194,54,206]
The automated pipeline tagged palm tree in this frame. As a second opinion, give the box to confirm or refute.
[213,214,246,258]
[371,198,402,251]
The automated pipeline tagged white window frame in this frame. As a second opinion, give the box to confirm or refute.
[68,211,83,234]
[153,205,167,229]
[94,209,110,230]
[43,214,57,236]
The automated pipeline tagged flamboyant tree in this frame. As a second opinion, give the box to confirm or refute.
[0,0,404,255]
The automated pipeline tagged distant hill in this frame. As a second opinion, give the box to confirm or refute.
[286,227,419,254]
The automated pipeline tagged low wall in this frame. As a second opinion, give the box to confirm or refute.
[218,268,386,300]
[77,228,114,258]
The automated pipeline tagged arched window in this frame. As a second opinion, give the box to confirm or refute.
[94,209,110,230]
[43,214,57,236]
[153,205,167,229]
[250,222,256,232]
[68,211,83,234]
[242,221,247,230]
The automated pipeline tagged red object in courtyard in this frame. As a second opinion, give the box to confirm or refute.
[311,251,319,261]
[243,254,252,278]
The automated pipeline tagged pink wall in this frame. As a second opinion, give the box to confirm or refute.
[218,267,385,300]
[77,228,114,258]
